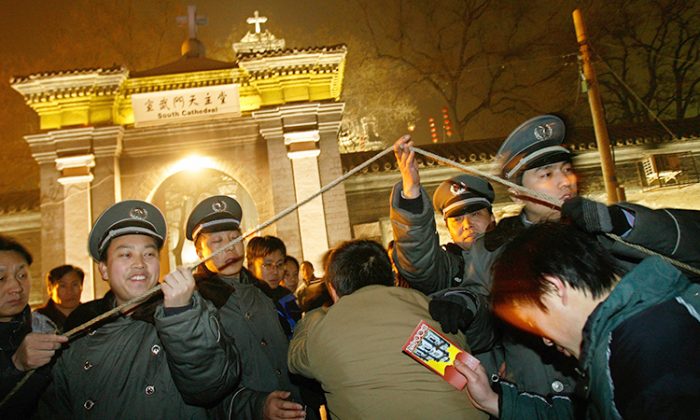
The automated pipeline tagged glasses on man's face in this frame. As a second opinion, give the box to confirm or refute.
[261,261,285,271]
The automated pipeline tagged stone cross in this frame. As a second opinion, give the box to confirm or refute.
[177,5,208,39]
[246,10,267,34]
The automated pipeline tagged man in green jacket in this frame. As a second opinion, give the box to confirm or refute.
[39,200,240,419]
[289,239,488,420]
[456,223,700,419]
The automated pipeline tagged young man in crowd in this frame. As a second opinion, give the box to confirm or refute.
[40,200,239,419]
[246,235,301,335]
[0,236,67,417]
[186,195,309,420]
[288,239,488,420]
[296,260,332,313]
[457,223,700,419]
[34,264,84,332]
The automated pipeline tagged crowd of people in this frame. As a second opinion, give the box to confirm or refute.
[1,114,699,419]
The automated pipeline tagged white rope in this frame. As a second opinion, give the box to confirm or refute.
[0,146,396,409]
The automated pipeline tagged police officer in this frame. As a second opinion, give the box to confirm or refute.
[445,114,700,397]
[186,195,310,420]
[390,135,497,354]
[40,200,239,419]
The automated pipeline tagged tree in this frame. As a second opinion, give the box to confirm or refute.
[590,0,700,123]
[355,0,579,142]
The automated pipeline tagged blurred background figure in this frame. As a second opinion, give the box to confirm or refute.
[296,260,332,313]
[281,255,300,294]
[299,260,317,288]
[34,265,84,333]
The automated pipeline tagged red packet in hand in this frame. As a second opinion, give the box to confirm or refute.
[402,320,480,390]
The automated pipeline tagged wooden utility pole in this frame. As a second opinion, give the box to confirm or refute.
[573,9,620,204]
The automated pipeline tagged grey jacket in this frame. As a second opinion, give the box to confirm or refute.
[39,291,239,419]
[197,268,302,420]
[389,182,496,355]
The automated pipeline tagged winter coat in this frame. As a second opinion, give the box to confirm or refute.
[499,256,700,419]
[288,284,488,420]
[38,291,240,419]
[196,268,302,420]
[35,299,68,332]
[462,202,700,396]
[389,182,496,355]
[0,306,52,418]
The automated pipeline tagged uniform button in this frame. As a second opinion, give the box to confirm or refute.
[151,344,161,355]
[275,369,281,376]
[551,380,564,393]
[260,339,267,347]
[83,400,95,410]
[145,385,155,396]
[83,361,93,371]
[244,312,252,320]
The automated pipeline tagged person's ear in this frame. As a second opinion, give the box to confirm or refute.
[543,275,567,305]
[98,262,109,281]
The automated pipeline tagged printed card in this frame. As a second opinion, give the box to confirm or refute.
[403,320,480,390]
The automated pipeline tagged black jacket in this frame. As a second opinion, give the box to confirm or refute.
[0,306,53,418]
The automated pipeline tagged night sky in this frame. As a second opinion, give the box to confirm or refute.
[0,0,646,197]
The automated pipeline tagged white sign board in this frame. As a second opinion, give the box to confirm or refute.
[131,84,241,127]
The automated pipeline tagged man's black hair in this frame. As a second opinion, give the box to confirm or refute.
[492,222,621,311]
[284,255,299,269]
[47,265,85,286]
[246,235,286,262]
[326,239,394,297]
[0,235,33,265]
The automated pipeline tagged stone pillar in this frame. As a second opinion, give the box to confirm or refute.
[317,103,351,248]
[25,126,124,302]
[90,126,123,298]
[55,155,95,301]
[253,102,350,271]
[286,130,328,269]
[254,110,303,260]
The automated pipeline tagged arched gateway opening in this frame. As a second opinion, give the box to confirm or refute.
[150,168,258,275]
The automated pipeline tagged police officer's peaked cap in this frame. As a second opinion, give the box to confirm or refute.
[497,114,572,181]
[186,195,243,241]
[432,174,495,219]
[88,200,167,261]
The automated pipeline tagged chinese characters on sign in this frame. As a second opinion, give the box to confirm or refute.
[131,84,241,127]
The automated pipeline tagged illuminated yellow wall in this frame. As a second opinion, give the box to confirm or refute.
[16,53,346,130]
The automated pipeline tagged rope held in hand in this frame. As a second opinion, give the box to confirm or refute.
[0,145,395,410]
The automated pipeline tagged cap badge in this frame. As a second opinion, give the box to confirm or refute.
[534,123,555,141]
[129,207,148,220]
[450,182,468,196]
[212,199,227,212]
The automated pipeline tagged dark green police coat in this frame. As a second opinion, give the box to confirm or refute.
[38,291,240,419]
